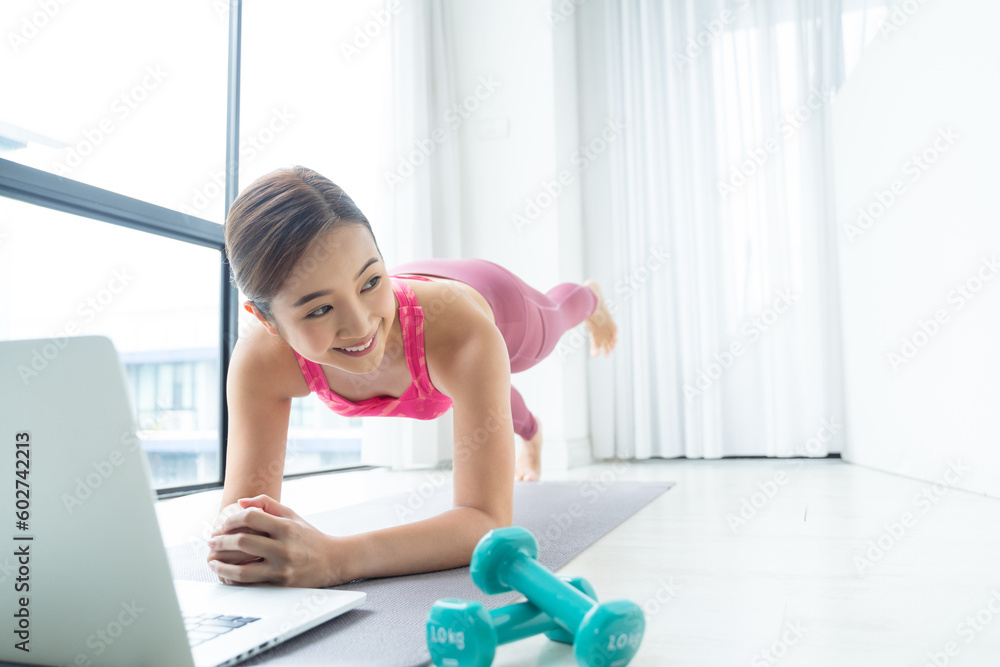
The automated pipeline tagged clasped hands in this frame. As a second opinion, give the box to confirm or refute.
[206,495,346,588]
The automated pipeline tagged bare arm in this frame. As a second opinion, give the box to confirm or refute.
[218,332,292,511]
[339,307,515,580]
[208,298,516,586]
[208,331,292,574]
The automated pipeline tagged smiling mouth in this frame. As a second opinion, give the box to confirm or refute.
[335,330,377,352]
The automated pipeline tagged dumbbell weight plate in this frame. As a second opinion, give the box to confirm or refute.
[573,600,645,667]
[427,599,497,667]
[470,527,539,595]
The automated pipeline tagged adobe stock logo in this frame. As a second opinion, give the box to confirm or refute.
[7,0,72,53]
[885,255,998,371]
[684,290,796,400]
[339,1,404,63]
[512,119,625,234]
[842,126,959,244]
[879,0,930,40]
[853,460,970,575]
[383,75,501,191]
[51,66,169,177]
[921,588,1000,667]
[673,0,751,71]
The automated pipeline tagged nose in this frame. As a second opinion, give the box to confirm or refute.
[337,297,371,341]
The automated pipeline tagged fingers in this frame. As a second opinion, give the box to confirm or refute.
[208,551,261,569]
[209,557,280,585]
[216,504,288,538]
[206,538,264,566]
[206,529,292,585]
[208,498,295,570]
[212,502,244,534]
[207,531,275,562]
[238,494,299,520]
[204,496,317,587]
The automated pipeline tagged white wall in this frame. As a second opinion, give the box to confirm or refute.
[445,0,593,467]
[833,0,1000,497]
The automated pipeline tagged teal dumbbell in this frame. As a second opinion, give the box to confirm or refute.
[470,526,645,666]
[426,577,597,667]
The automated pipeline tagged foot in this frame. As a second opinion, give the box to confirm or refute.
[583,279,618,357]
[515,418,542,482]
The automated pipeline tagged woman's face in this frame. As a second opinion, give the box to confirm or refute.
[250,223,396,375]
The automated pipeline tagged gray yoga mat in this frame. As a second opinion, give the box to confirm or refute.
[167,479,674,666]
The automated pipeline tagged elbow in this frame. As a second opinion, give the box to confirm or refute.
[493,507,513,529]
[483,508,513,544]
[478,500,512,532]
[484,511,512,532]
[450,504,514,569]
[464,505,512,543]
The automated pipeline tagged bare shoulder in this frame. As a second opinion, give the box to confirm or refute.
[410,280,509,399]
[230,319,311,399]
[405,278,496,350]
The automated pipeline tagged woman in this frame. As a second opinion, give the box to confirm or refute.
[207,166,617,587]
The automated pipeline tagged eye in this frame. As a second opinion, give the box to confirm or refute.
[304,276,380,320]
[305,305,330,319]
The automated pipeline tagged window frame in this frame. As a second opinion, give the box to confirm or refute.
[0,150,237,499]
[0,1,374,498]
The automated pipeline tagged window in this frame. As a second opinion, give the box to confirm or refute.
[285,399,363,476]
[1,0,390,494]
[0,196,221,489]
[2,0,229,223]
[126,359,215,488]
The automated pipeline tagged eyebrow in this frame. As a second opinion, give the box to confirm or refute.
[291,257,380,308]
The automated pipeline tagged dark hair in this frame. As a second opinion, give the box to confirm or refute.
[224,166,382,323]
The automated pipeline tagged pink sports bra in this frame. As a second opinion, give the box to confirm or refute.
[290,275,454,420]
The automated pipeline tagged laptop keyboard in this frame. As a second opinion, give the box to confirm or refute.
[183,612,261,647]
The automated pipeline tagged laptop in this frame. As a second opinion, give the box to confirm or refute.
[0,335,366,667]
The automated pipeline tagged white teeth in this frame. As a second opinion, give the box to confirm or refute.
[339,333,374,352]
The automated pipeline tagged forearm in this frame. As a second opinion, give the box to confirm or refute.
[340,506,506,583]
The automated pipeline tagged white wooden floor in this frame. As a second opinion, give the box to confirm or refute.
[156,458,1000,666]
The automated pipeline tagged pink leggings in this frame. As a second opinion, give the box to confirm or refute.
[390,258,598,441]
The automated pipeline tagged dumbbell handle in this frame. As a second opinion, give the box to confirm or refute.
[490,600,565,645]
[502,555,594,635]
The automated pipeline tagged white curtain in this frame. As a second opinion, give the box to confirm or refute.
[360,0,462,469]
[579,0,849,459]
